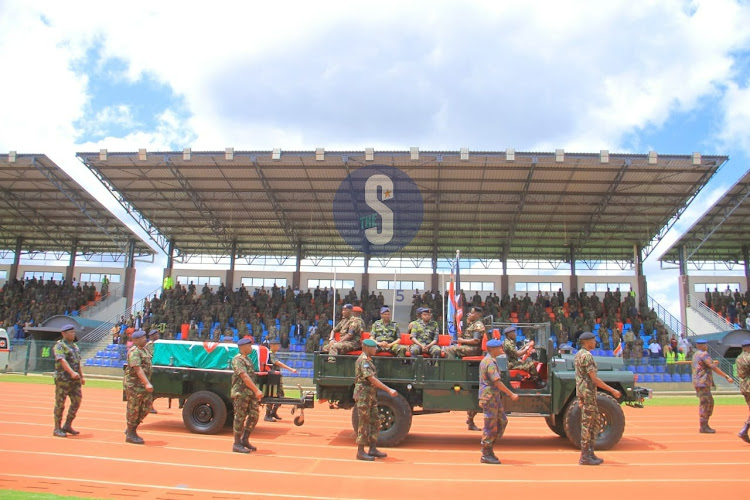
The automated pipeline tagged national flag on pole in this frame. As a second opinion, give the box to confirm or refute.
[613,341,622,357]
[448,251,463,339]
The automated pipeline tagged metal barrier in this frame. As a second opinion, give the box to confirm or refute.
[687,294,736,331]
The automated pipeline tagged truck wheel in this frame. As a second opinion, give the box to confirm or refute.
[182,391,228,434]
[350,390,412,447]
[544,415,566,438]
[563,393,625,450]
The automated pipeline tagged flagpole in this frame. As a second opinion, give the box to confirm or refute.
[442,272,446,334]
[392,268,397,313]
[332,267,337,324]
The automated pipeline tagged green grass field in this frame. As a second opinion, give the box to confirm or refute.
[0,492,87,500]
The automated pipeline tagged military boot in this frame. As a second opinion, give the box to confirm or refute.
[233,433,251,453]
[271,404,283,421]
[588,444,604,465]
[368,442,387,458]
[738,423,750,443]
[699,422,716,434]
[62,417,80,435]
[579,444,600,465]
[125,425,144,444]
[53,419,66,438]
[356,445,374,461]
[264,406,276,422]
[480,446,500,464]
[466,417,480,431]
[241,430,257,452]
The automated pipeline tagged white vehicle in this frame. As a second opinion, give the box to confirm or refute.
[0,328,9,372]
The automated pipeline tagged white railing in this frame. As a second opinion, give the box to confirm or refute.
[687,294,736,331]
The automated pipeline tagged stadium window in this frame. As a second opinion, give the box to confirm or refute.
[462,281,495,292]
[375,280,426,290]
[24,271,64,282]
[241,277,287,288]
[307,279,354,290]
[694,282,740,293]
[584,282,632,294]
[177,275,224,287]
[79,273,120,283]
[0,270,6,279]
[515,282,563,293]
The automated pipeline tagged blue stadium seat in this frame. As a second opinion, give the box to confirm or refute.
[643,374,653,382]
[652,374,663,382]
[646,365,655,373]
[681,373,692,382]
[85,358,93,366]
[627,365,637,372]
[636,365,647,373]
[92,359,101,366]
[672,373,682,382]
[605,350,613,357]
[71,310,79,316]
[656,365,666,373]
[593,323,600,331]
[636,374,643,382]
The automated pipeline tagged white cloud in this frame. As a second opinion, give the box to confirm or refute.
[718,80,750,154]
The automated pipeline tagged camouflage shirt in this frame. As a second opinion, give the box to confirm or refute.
[575,348,597,405]
[346,316,364,343]
[231,353,257,398]
[503,338,520,363]
[124,346,152,391]
[736,351,750,394]
[53,339,81,383]
[478,353,502,405]
[371,319,400,343]
[332,317,350,334]
[353,352,377,402]
[464,320,485,342]
[692,350,714,388]
[144,341,155,357]
[410,319,439,345]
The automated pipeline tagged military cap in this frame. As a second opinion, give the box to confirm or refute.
[342,303,353,310]
[579,332,595,341]
[419,307,432,313]
[487,339,503,348]
[503,326,516,335]
[742,339,750,347]
[352,306,363,312]
[470,306,483,313]
[61,324,76,332]
[695,339,707,345]
[132,330,146,339]
[380,306,390,314]
[362,338,377,347]
[221,336,233,341]
[148,329,159,337]
[237,337,253,346]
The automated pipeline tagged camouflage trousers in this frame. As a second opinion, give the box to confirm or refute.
[580,399,602,448]
[480,395,507,447]
[377,344,407,357]
[54,380,82,424]
[355,395,380,445]
[324,340,360,356]
[443,345,481,359]
[509,359,538,377]
[744,393,750,425]
[409,344,442,358]
[233,393,260,434]
[695,387,714,423]
[126,388,153,427]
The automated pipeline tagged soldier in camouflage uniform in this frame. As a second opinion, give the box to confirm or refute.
[409,307,442,358]
[124,330,153,444]
[52,324,84,437]
[575,332,621,465]
[370,306,405,357]
[324,304,363,362]
[323,305,351,353]
[736,339,750,443]
[692,339,733,433]
[503,326,541,382]
[478,338,519,464]
[354,338,399,461]
[263,338,298,422]
[445,307,487,430]
[231,337,264,453]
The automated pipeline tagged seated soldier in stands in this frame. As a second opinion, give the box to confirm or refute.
[409,307,442,358]
[502,326,541,382]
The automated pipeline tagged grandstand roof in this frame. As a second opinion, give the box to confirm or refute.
[660,168,750,265]
[0,154,154,257]
[76,149,727,263]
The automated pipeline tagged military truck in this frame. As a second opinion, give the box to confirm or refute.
[314,323,649,449]
[147,340,314,433]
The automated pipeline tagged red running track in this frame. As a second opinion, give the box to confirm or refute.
[0,381,748,499]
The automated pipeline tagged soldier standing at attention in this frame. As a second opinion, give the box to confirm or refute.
[124,330,153,444]
[53,324,84,437]
[692,339,733,433]
[145,329,160,414]
[575,332,621,465]
[409,307,442,358]
[231,337,264,453]
[479,338,519,464]
[354,338,399,461]
[371,306,405,356]
[736,339,750,443]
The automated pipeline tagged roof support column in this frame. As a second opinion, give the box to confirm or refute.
[678,244,690,328]
[634,244,648,314]
[500,244,508,298]
[9,237,22,282]
[65,239,77,285]
[293,245,302,290]
[362,254,370,295]
[163,238,175,281]
[569,246,577,298]
[124,239,136,309]
[431,248,438,293]
[226,240,237,293]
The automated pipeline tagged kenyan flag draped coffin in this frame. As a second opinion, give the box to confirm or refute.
[151,339,259,370]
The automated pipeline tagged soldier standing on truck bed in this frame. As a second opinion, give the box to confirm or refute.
[575,332,621,465]
[52,324,84,438]
[124,330,153,445]
[231,337,264,453]
[479,338,519,464]
[354,338,399,461]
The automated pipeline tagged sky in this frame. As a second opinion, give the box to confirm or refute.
[1,0,750,320]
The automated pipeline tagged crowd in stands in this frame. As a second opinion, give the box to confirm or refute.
[702,287,750,329]
[1,277,103,340]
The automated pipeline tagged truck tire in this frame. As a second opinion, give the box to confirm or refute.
[182,391,228,434]
[544,415,566,438]
[350,390,412,447]
[563,393,625,450]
